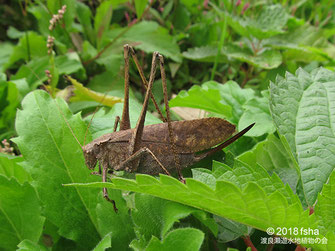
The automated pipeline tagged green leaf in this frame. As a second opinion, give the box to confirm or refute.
[266,24,335,63]
[145,228,204,251]
[180,0,201,8]
[182,46,225,63]
[93,232,112,251]
[270,67,335,205]
[183,44,282,69]
[172,3,191,30]
[66,170,332,250]
[315,170,335,235]
[7,26,25,39]
[226,5,289,39]
[0,176,45,251]
[17,240,48,251]
[169,83,232,118]
[94,0,113,49]
[66,76,123,107]
[76,2,95,45]
[222,44,282,70]
[170,81,255,125]
[12,53,84,90]
[238,134,299,193]
[0,154,31,184]
[131,193,210,249]
[105,21,182,62]
[238,95,275,137]
[28,5,50,36]
[134,0,147,19]
[214,216,251,243]
[0,42,13,72]
[4,32,47,70]
[13,90,134,249]
[0,74,20,132]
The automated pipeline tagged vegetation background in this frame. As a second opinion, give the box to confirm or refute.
[1,0,335,250]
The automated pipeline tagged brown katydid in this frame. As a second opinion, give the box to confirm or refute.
[56,45,254,212]
[71,44,255,213]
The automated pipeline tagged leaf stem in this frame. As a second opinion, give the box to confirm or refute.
[243,235,257,251]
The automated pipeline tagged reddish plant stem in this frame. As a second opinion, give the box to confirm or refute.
[243,235,257,251]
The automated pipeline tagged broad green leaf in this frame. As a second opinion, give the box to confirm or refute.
[0,176,45,251]
[214,216,251,243]
[169,83,232,118]
[66,76,123,107]
[170,81,255,125]
[252,4,289,37]
[180,0,201,8]
[81,40,98,62]
[66,171,332,250]
[172,3,191,30]
[187,20,220,47]
[214,159,299,205]
[134,0,147,19]
[93,232,112,251]
[94,0,113,49]
[0,42,13,72]
[17,240,48,251]
[266,24,335,63]
[222,44,282,70]
[105,21,182,62]
[4,32,47,70]
[13,90,134,249]
[76,2,95,45]
[0,154,31,184]
[7,26,25,39]
[95,49,123,72]
[12,53,84,90]
[130,193,214,249]
[145,228,204,251]
[182,46,225,63]
[226,5,289,39]
[11,78,30,99]
[192,168,217,190]
[28,5,50,36]
[238,134,299,193]
[270,67,335,205]
[183,44,282,69]
[0,74,20,133]
[315,170,335,235]
[192,168,247,241]
[238,95,275,137]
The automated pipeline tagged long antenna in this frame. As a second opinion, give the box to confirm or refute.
[83,94,107,146]
[56,100,83,148]
[62,75,110,146]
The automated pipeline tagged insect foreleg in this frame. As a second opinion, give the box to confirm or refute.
[102,160,118,212]
[117,147,171,176]
[127,45,166,122]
